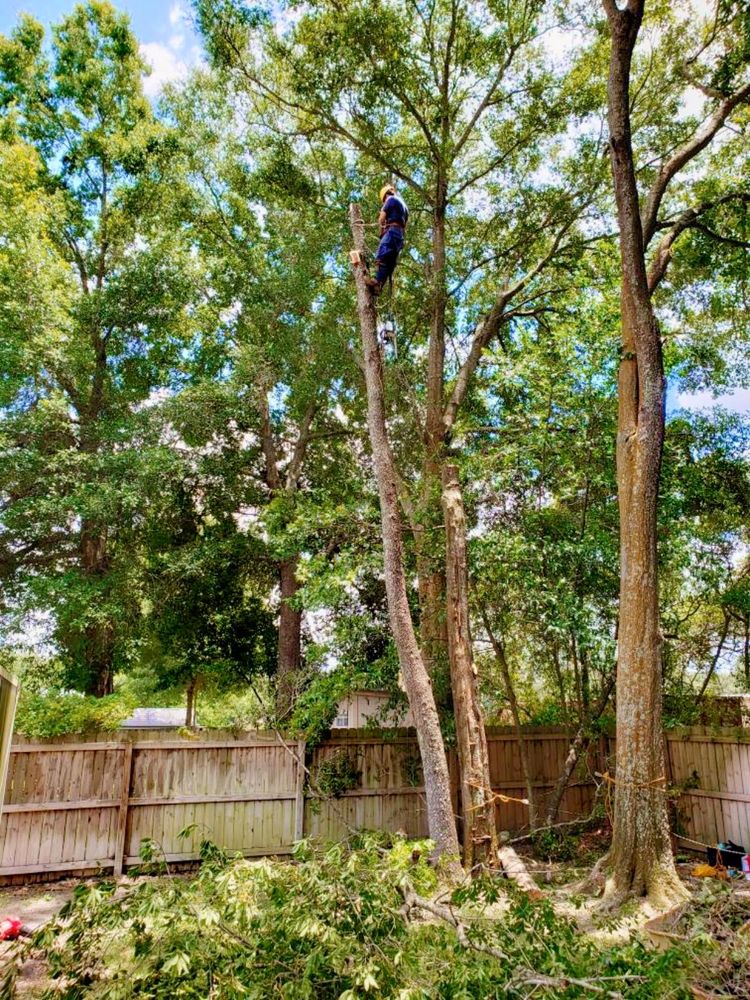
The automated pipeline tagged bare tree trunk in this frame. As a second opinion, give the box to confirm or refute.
[550,646,568,722]
[695,612,730,702]
[481,609,537,830]
[350,204,461,873]
[441,465,498,866]
[259,393,316,720]
[276,556,302,719]
[419,193,450,685]
[602,0,686,907]
[79,521,114,697]
[185,676,198,727]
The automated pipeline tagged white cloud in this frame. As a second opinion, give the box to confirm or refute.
[169,2,187,27]
[140,41,188,97]
[169,33,185,51]
[674,388,750,414]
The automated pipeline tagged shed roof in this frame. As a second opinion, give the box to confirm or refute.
[120,707,185,729]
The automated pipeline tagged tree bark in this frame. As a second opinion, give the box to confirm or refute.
[276,555,302,719]
[602,0,686,907]
[350,204,461,872]
[442,464,498,866]
[79,520,114,697]
[259,392,315,720]
[695,611,730,702]
[185,676,198,727]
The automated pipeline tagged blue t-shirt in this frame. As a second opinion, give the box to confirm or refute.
[383,194,409,226]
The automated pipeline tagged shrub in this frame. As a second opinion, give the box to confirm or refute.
[13,690,136,739]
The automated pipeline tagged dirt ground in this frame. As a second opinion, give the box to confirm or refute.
[0,881,75,995]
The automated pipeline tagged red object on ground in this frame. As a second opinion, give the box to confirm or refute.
[0,917,23,940]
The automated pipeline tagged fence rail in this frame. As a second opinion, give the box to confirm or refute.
[2,725,749,881]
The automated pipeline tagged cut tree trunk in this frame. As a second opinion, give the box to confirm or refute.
[441,464,498,866]
[602,0,686,907]
[276,556,302,719]
[350,204,461,873]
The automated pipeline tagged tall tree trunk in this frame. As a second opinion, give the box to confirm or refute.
[276,556,302,719]
[441,465,498,866]
[481,609,537,830]
[259,393,316,721]
[350,204,461,873]
[419,194,450,684]
[602,0,686,907]
[79,520,114,697]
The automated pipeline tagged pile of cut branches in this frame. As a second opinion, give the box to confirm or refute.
[1,835,693,999]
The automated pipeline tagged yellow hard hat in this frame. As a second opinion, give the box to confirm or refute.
[379,184,396,203]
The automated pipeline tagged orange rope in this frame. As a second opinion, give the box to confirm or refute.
[595,771,667,790]
[595,771,667,825]
[467,780,529,809]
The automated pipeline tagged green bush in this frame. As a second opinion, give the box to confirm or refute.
[1,836,692,999]
[13,690,136,739]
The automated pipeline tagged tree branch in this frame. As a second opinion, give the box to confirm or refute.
[641,81,750,247]
[443,211,579,435]
[647,190,750,292]
[285,400,319,489]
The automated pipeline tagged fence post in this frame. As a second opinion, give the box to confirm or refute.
[113,743,134,876]
[294,739,306,842]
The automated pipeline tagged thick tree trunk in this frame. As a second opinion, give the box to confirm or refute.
[441,465,498,866]
[79,521,114,697]
[603,0,686,906]
[276,556,302,719]
[350,204,461,872]
[481,609,537,830]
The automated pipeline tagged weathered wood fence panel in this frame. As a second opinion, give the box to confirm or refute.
[2,726,750,881]
[485,729,599,831]
[123,740,301,866]
[0,743,124,876]
[304,733,441,843]
[666,729,750,849]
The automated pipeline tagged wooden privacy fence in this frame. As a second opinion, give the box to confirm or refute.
[1,726,749,880]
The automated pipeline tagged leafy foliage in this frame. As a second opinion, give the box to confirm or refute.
[1,838,693,999]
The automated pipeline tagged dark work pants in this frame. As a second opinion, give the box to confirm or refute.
[375,227,404,284]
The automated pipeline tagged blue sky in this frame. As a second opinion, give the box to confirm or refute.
[1,0,202,97]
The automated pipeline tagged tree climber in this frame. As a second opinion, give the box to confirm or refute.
[364,184,409,295]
